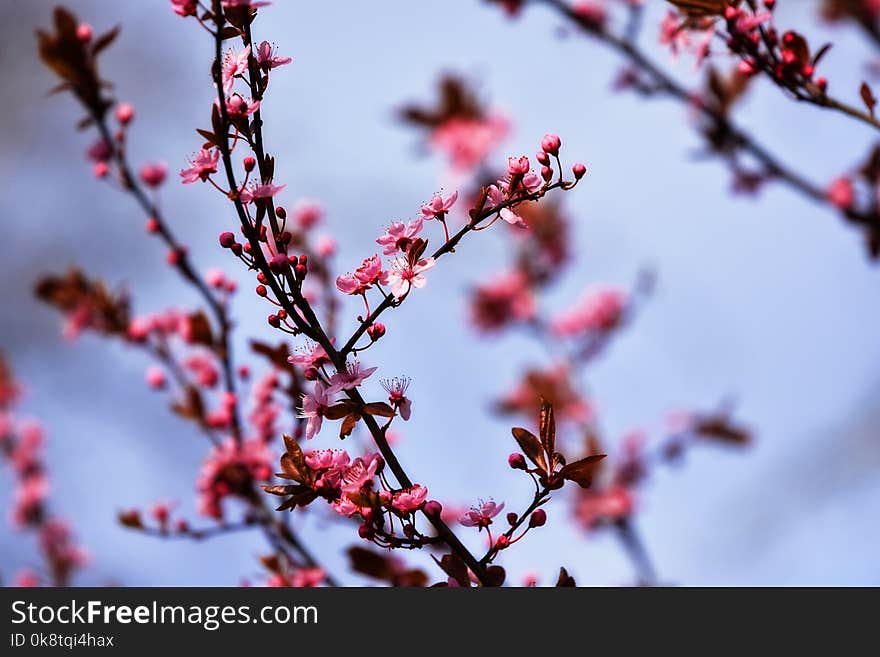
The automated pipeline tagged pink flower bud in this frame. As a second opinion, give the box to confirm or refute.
[255,285,268,297]
[268,253,289,272]
[145,366,166,390]
[94,162,109,178]
[424,500,443,518]
[541,133,561,155]
[541,166,553,182]
[115,103,135,125]
[367,323,386,340]
[219,231,236,248]
[536,151,550,166]
[267,314,280,327]
[506,512,518,526]
[528,509,547,528]
[572,162,587,179]
[146,218,160,233]
[76,23,92,42]
[494,534,510,549]
[243,156,256,172]
[508,453,526,470]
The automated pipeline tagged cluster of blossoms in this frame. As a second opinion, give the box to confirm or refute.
[550,286,627,337]
[197,438,274,520]
[266,437,440,550]
[0,360,87,586]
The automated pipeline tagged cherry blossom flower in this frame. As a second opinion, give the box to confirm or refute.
[222,46,251,94]
[551,286,627,336]
[220,94,261,118]
[239,182,285,204]
[197,439,272,519]
[376,219,424,255]
[139,162,167,188]
[326,361,377,394]
[460,499,505,528]
[469,271,535,331]
[305,449,350,472]
[419,191,458,221]
[392,484,428,514]
[341,454,381,494]
[430,114,509,171]
[336,254,384,295]
[256,41,292,71]
[288,341,329,369]
[298,382,332,440]
[381,376,412,420]
[576,486,635,529]
[180,149,219,184]
[291,199,322,229]
[170,0,198,17]
[382,256,435,299]
[290,567,325,587]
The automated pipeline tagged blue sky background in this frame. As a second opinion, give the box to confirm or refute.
[1,0,879,586]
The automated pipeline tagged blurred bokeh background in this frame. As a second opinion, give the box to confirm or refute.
[1,0,878,585]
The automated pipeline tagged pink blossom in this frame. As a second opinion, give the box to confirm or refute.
[12,476,48,527]
[336,254,384,295]
[170,0,198,17]
[551,286,627,336]
[382,256,436,299]
[219,94,261,118]
[419,191,458,221]
[392,484,428,513]
[469,271,535,331]
[460,499,505,528]
[86,138,112,162]
[376,219,424,255]
[256,41,292,71]
[827,176,854,210]
[507,155,530,176]
[305,449,350,471]
[197,439,273,519]
[381,376,412,420]
[139,162,167,188]
[145,366,166,390]
[290,567,325,587]
[298,382,332,439]
[572,1,607,28]
[180,149,219,184]
[331,497,362,517]
[239,182,285,204]
[316,236,337,257]
[288,341,329,369]
[660,11,688,56]
[222,46,251,94]
[429,114,509,171]
[326,361,377,394]
[14,570,40,587]
[340,455,380,493]
[576,486,635,529]
[292,199,323,229]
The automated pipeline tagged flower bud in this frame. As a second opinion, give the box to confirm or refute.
[146,217,160,233]
[572,163,587,179]
[494,534,510,550]
[76,23,93,42]
[541,133,561,155]
[506,512,518,526]
[243,156,256,172]
[424,500,442,518]
[367,323,386,340]
[269,253,289,272]
[267,314,280,327]
[276,206,287,220]
[219,231,236,248]
[358,524,374,539]
[536,151,550,166]
[231,243,243,256]
[541,166,553,182]
[94,162,109,178]
[508,452,527,470]
[115,103,135,125]
[295,264,307,278]
[528,509,547,528]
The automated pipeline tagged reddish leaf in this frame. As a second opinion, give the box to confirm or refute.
[324,401,357,420]
[559,454,607,488]
[340,413,359,438]
[861,82,877,118]
[556,567,576,587]
[362,402,396,418]
[511,427,547,472]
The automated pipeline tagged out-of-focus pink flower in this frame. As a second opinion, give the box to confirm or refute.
[290,567,325,587]
[13,569,40,587]
[460,499,505,528]
[292,199,322,229]
[256,41,292,71]
[430,114,509,171]
[576,486,635,529]
[197,439,272,519]
[550,286,627,336]
[419,191,458,221]
[170,0,198,16]
[239,183,285,204]
[298,382,332,440]
[139,162,167,188]
[827,176,854,210]
[469,271,535,332]
[222,46,251,94]
[572,1,607,29]
[180,149,219,184]
[376,219,424,255]
[316,236,337,257]
[392,484,428,513]
[382,256,435,299]
[86,138,112,162]
[326,361,377,394]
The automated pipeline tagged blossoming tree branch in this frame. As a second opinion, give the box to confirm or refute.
[4,0,762,587]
